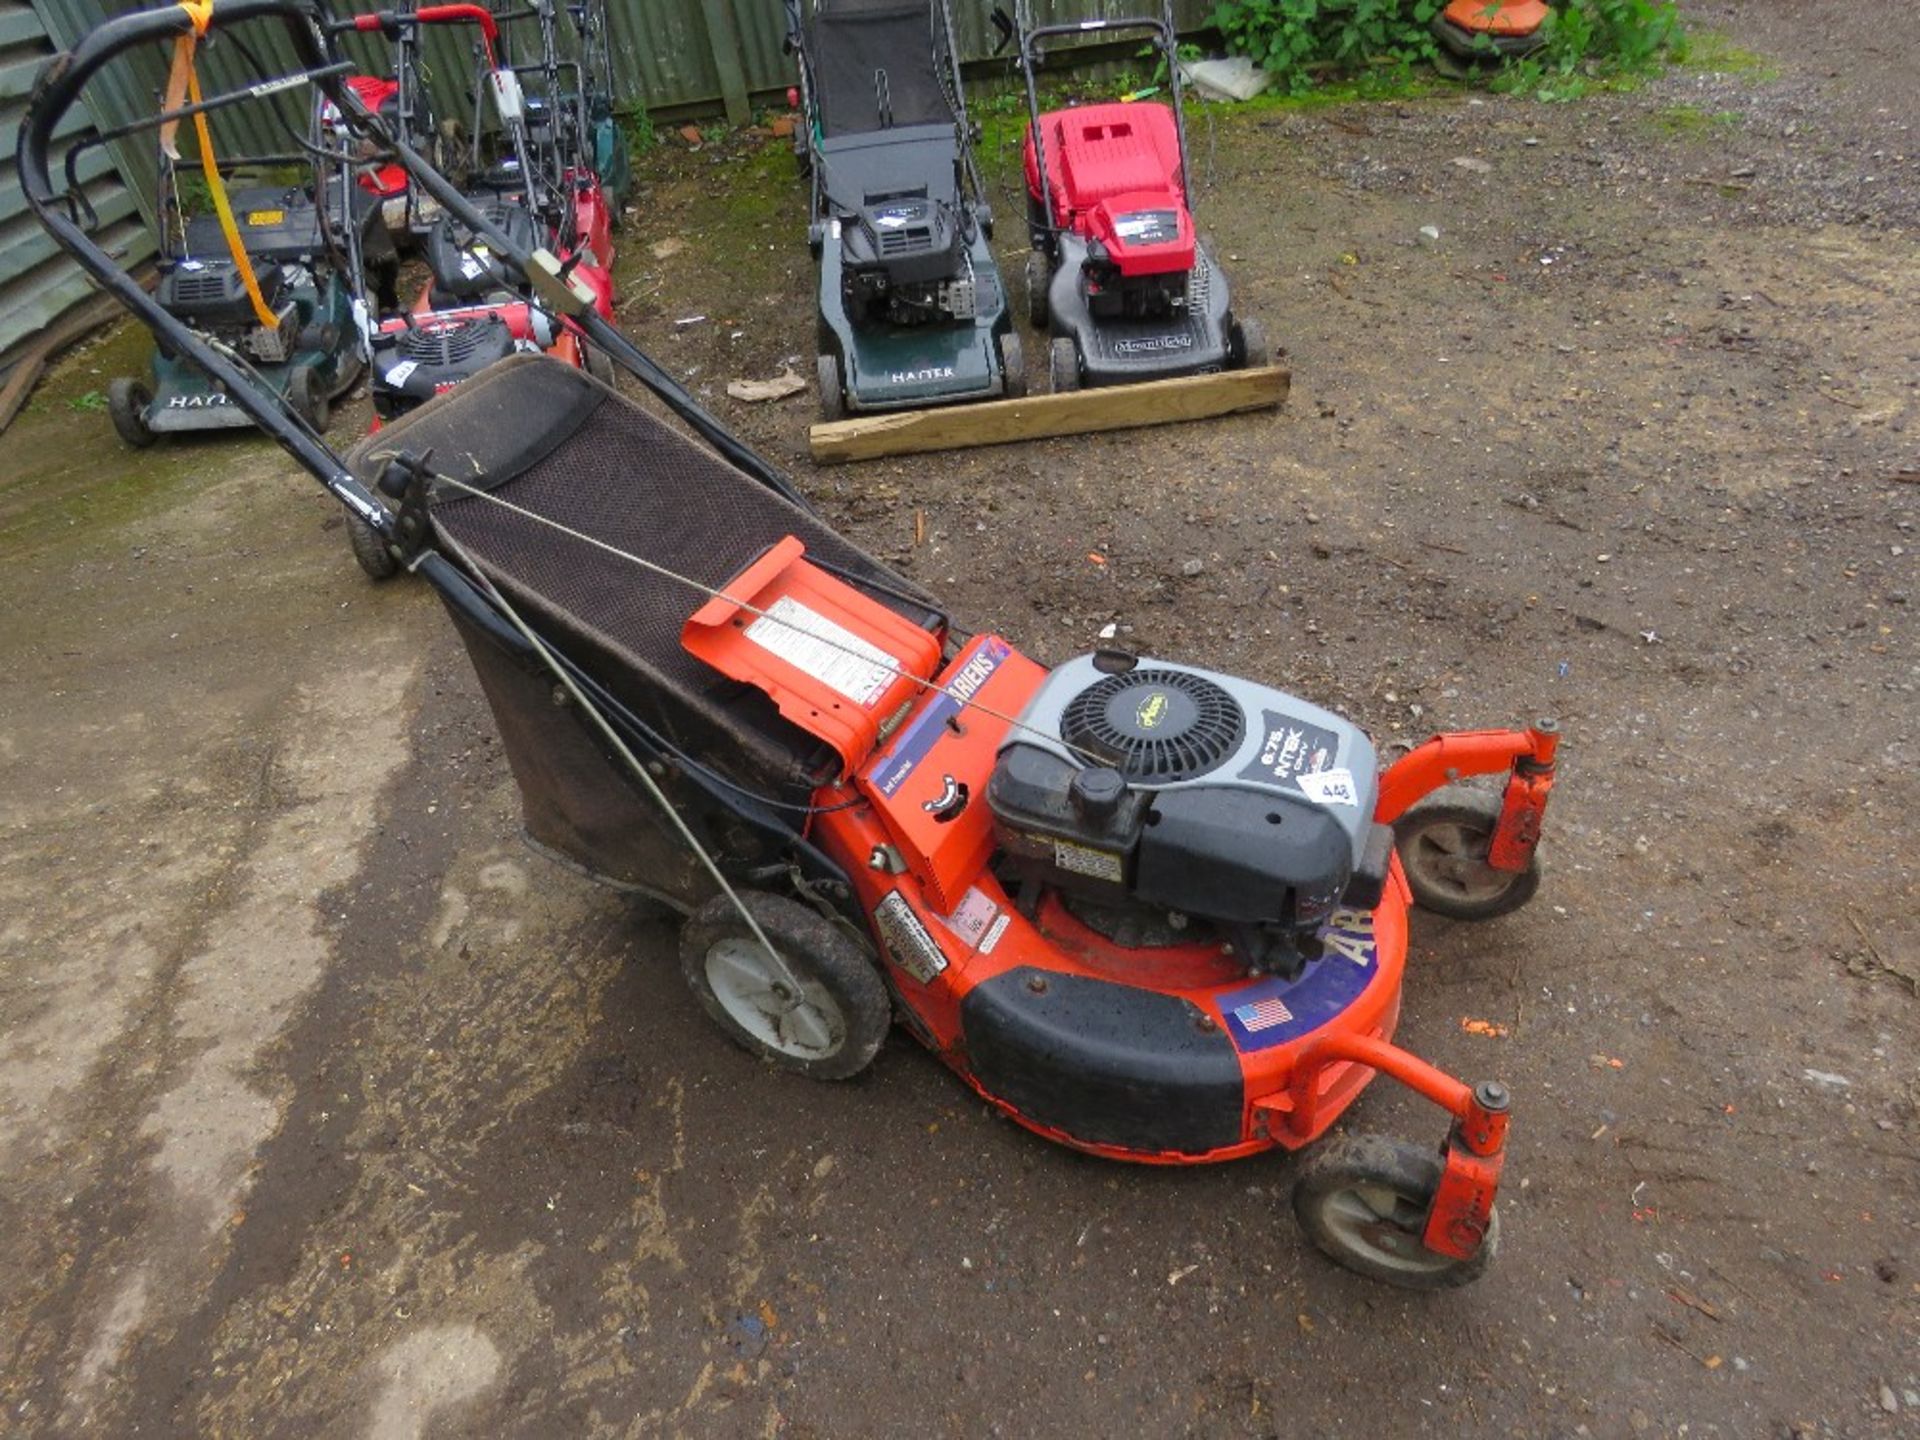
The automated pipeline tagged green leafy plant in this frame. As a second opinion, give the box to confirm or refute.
[1208,0,1445,95]
[68,390,106,413]
[1208,0,1682,96]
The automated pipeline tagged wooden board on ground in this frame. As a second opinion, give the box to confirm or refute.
[807,364,1290,466]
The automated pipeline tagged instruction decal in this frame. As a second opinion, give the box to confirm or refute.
[875,891,948,983]
[1218,909,1378,1053]
[867,637,1012,798]
[745,595,900,707]
[1112,209,1180,245]
[1052,838,1123,884]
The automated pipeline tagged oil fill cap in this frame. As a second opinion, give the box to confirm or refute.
[1070,765,1128,822]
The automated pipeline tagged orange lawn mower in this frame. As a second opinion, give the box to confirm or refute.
[26,0,1563,1290]
[1434,0,1552,58]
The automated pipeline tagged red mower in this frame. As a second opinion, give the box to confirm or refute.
[1006,0,1268,391]
[25,0,1559,1289]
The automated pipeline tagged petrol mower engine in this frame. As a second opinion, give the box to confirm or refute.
[839,182,974,327]
[156,252,300,363]
[988,656,1393,979]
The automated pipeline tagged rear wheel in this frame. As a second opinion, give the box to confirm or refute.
[679,891,890,1080]
[1024,249,1051,329]
[1231,315,1270,370]
[107,377,154,448]
[1048,335,1080,393]
[346,510,400,581]
[816,350,845,421]
[289,365,330,433]
[998,330,1026,399]
[1393,789,1541,921]
[1293,1134,1498,1290]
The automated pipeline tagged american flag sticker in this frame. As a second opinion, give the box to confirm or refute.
[1233,997,1295,1032]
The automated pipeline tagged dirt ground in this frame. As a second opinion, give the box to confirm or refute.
[2,0,1916,1434]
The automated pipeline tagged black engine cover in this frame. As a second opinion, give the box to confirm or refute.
[425,199,539,304]
[371,314,518,418]
[1133,786,1352,928]
[157,261,288,331]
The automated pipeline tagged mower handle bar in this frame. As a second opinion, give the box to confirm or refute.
[339,6,498,41]
[18,0,808,533]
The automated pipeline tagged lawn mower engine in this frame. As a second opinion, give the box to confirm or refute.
[156,259,301,362]
[1078,205,1192,322]
[425,198,539,307]
[840,194,975,327]
[369,307,545,419]
[987,654,1395,978]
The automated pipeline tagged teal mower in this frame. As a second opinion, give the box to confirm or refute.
[106,116,386,445]
[785,0,1020,420]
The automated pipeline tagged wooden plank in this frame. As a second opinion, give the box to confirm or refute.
[808,365,1290,466]
[696,0,751,127]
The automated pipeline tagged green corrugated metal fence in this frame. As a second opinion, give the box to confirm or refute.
[1,0,153,362]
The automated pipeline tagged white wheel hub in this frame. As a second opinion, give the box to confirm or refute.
[1319,1182,1457,1279]
[704,936,845,1061]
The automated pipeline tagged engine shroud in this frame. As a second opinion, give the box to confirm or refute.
[370,313,519,418]
[986,654,1393,975]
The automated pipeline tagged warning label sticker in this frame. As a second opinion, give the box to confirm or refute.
[1052,838,1124,884]
[1237,710,1342,792]
[744,596,898,708]
[875,891,947,983]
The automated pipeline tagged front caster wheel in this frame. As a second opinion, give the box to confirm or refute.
[1048,335,1080,393]
[1292,1134,1498,1290]
[1230,315,1270,369]
[816,350,845,422]
[998,329,1026,399]
[679,891,889,1080]
[107,377,154,448]
[1393,788,1541,920]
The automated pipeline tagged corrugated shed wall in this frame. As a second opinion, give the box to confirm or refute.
[1,0,153,359]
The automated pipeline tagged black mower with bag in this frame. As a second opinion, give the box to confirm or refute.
[784,0,1020,419]
[26,0,1562,1291]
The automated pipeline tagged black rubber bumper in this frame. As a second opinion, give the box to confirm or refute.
[960,968,1246,1156]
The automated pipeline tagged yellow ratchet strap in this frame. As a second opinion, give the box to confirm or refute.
[162,0,280,330]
